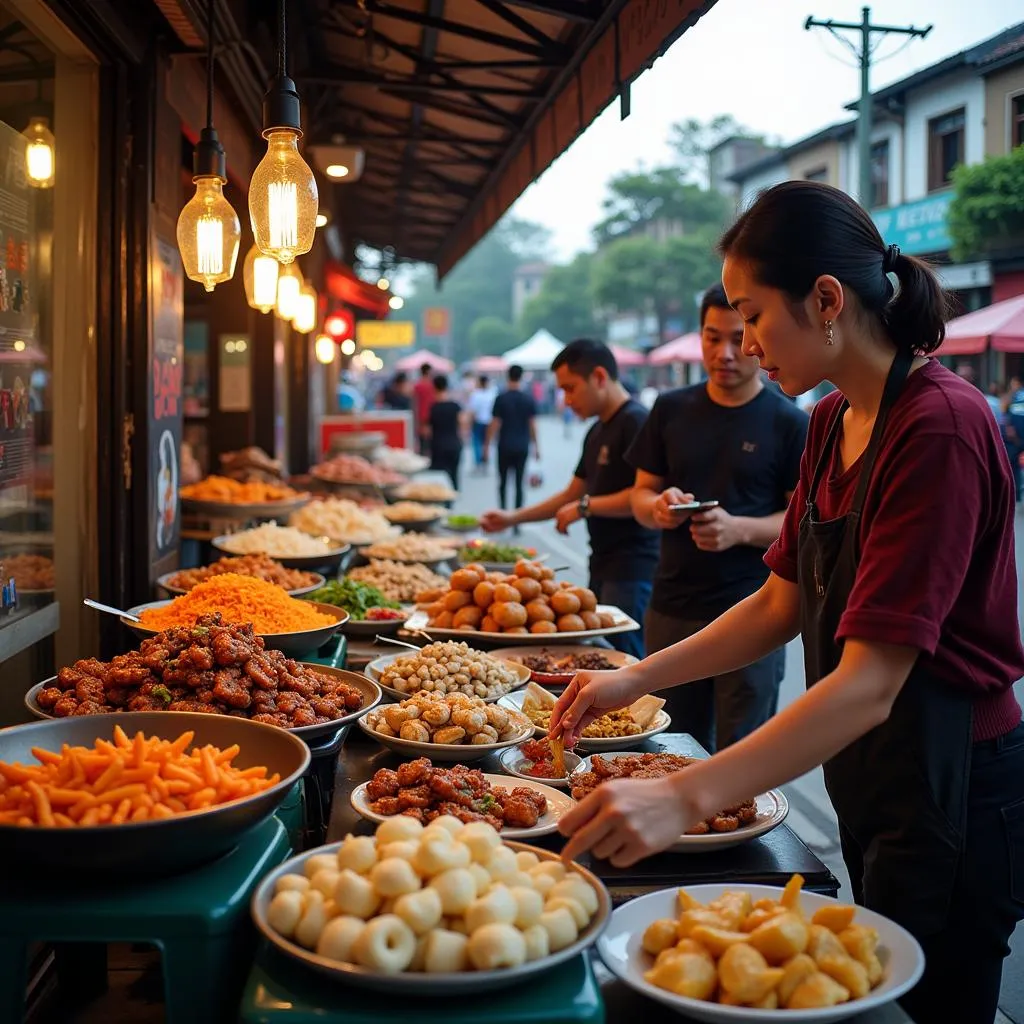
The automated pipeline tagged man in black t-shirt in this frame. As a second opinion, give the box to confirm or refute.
[486,364,538,513]
[626,284,809,751]
[481,341,658,658]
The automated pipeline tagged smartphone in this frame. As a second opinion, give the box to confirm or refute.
[667,500,720,512]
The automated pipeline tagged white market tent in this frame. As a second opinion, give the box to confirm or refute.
[502,329,564,371]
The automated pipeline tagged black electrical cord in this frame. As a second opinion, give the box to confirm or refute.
[206,0,214,129]
[278,0,287,79]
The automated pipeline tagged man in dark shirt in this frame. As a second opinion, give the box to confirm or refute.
[381,371,412,411]
[412,363,436,454]
[481,340,658,658]
[486,364,538,514]
[627,284,809,751]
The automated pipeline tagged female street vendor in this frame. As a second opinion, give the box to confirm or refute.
[551,181,1024,1024]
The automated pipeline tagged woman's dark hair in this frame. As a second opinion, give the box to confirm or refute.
[699,283,732,330]
[433,373,448,392]
[719,181,949,355]
[551,338,619,381]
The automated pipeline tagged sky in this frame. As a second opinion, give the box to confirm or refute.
[510,0,1019,261]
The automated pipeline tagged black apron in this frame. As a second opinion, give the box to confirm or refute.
[797,350,973,937]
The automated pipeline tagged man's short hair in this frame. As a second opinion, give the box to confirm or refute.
[508,364,524,383]
[433,373,448,392]
[551,338,619,381]
[420,362,433,376]
[393,371,408,386]
[699,283,732,329]
[478,375,489,387]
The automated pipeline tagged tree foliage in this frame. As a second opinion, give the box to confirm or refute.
[518,252,599,342]
[948,147,1024,262]
[468,315,520,357]
[669,114,762,185]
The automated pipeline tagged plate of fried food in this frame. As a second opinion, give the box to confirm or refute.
[597,875,924,1021]
[180,475,310,519]
[381,501,448,533]
[350,757,572,840]
[252,819,611,994]
[499,684,670,752]
[364,642,530,703]
[359,691,533,762]
[156,554,325,597]
[487,645,639,687]
[568,751,788,852]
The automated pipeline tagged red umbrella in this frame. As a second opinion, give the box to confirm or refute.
[610,345,646,368]
[393,349,455,372]
[649,333,703,365]
[937,294,1024,356]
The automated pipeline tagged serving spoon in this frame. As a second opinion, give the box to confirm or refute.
[83,598,142,624]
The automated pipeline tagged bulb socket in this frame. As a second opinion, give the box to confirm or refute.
[262,74,303,136]
[193,126,227,181]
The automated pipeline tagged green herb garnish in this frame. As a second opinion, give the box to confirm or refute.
[151,685,173,705]
[458,541,535,563]
[308,578,402,620]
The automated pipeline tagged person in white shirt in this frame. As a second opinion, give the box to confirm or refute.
[468,374,498,471]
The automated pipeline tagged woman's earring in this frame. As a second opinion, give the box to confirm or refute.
[824,319,835,346]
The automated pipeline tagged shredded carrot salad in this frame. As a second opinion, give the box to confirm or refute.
[0,726,281,827]
[138,573,335,633]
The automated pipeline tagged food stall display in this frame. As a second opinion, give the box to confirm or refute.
[181,476,303,504]
[216,523,338,558]
[372,446,429,474]
[2,552,55,592]
[362,535,458,565]
[382,501,447,527]
[456,540,539,571]
[311,454,405,487]
[160,554,323,595]
[366,642,527,700]
[218,447,288,485]
[290,499,400,547]
[306,579,403,623]
[388,481,458,503]
[347,560,449,604]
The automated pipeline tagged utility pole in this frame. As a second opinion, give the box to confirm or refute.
[805,7,931,207]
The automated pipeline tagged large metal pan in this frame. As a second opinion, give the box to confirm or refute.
[122,600,349,658]
[0,712,310,875]
[211,535,351,573]
[24,667,382,745]
[155,569,326,598]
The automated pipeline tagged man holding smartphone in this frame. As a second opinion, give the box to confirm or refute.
[481,340,659,658]
[627,283,809,752]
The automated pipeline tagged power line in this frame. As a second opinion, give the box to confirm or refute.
[805,6,931,206]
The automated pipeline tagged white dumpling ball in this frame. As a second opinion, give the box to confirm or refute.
[545,896,588,930]
[457,821,502,863]
[294,893,331,949]
[310,868,341,899]
[467,863,491,897]
[424,814,463,839]
[371,857,422,898]
[304,853,339,879]
[379,840,420,863]
[267,889,304,939]
[424,928,470,973]
[315,915,365,963]
[502,871,535,890]
[549,876,599,917]
[429,867,476,916]
[485,845,518,882]
[530,861,567,885]
[467,922,528,970]
[376,816,424,845]
[351,915,417,974]
[539,906,579,952]
[413,834,469,877]
[275,873,310,894]
[336,834,378,874]
[509,886,544,929]
[528,872,557,898]
[465,884,517,934]
[515,851,541,872]
[393,887,443,935]
[333,868,381,920]
[522,923,550,962]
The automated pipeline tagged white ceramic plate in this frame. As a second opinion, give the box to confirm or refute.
[497,744,583,788]
[569,751,788,852]
[251,839,611,995]
[597,884,925,1023]
[487,644,638,686]
[364,651,530,704]
[357,715,533,762]
[497,691,672,752]
[350,773,572,839]
[404,604,641,646]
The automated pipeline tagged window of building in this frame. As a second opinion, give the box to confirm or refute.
[1013,94,1024,149]
[928,108,965,191]
[804,166,828,182]
[870,139,890,208]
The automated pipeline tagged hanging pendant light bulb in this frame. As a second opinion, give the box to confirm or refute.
[293,283,317,334]
[177,2,241,292]
[23,115,55,188]
[276,261,303,320]
[314,333,336,364]
[243,243,279,312]
[249,0,318,264]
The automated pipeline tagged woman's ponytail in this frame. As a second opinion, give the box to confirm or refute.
[882,252,950,355]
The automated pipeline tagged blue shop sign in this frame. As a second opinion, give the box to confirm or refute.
[871,193,952,256]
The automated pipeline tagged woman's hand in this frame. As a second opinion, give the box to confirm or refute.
[549,667,648,748]
[559,773,707,866]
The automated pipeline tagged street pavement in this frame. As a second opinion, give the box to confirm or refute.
[450,414,1023,1022]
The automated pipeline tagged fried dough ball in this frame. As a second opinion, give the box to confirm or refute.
[453,605,483,629]
[429,867,476,915]
[513,577,542,602]
[644,950,718,1001]
[492,583,520,604]
[432,610,454,629]
[778,953,818,1006]
[400,720,431,743]
[481,615,500,633]
[267,890,304,938]
[718,943,784,1004]
[371,857,421,898]
[531,621,558,634]
[514,559,543,580]
[580,611,602,631]
[473,581,496,608]
[423,928,469,973]
[540,579,559,596]
[491,601,527,629]
[556,614,586,633]
[550,591,581,615]
[597,612,616,628]
[316,915,365,963]
[525,599,555,623]
[450,568,483,591]
[443,590,472,612]
[787,971,850,1009]
[571,587,598,611]
[467,923,527,970]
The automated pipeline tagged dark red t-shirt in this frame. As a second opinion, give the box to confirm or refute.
[413,379,435,427]
[765,359,1023,742]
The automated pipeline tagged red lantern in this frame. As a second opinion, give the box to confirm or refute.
[325,308,354,340]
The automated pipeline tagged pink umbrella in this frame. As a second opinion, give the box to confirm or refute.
[472,354,508,372]
[937,294,1024,356]
[393,349,455,372]
[649,333,703,365]
[610,345,646,368]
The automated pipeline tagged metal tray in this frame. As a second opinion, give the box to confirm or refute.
[180,494,311,520]
[155,569,326,598]
[211,535,351,573]
[0,712,310,875]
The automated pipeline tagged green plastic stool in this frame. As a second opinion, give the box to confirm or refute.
[239,947,605,1024]
[0,815,291,1024]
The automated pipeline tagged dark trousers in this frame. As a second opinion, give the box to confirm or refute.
[430,447,462,491]
[497,449,528,510]
[876,721,1024,1024]
[644,607,784,753]
[590,577,653,660]
[472,422,488,467]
